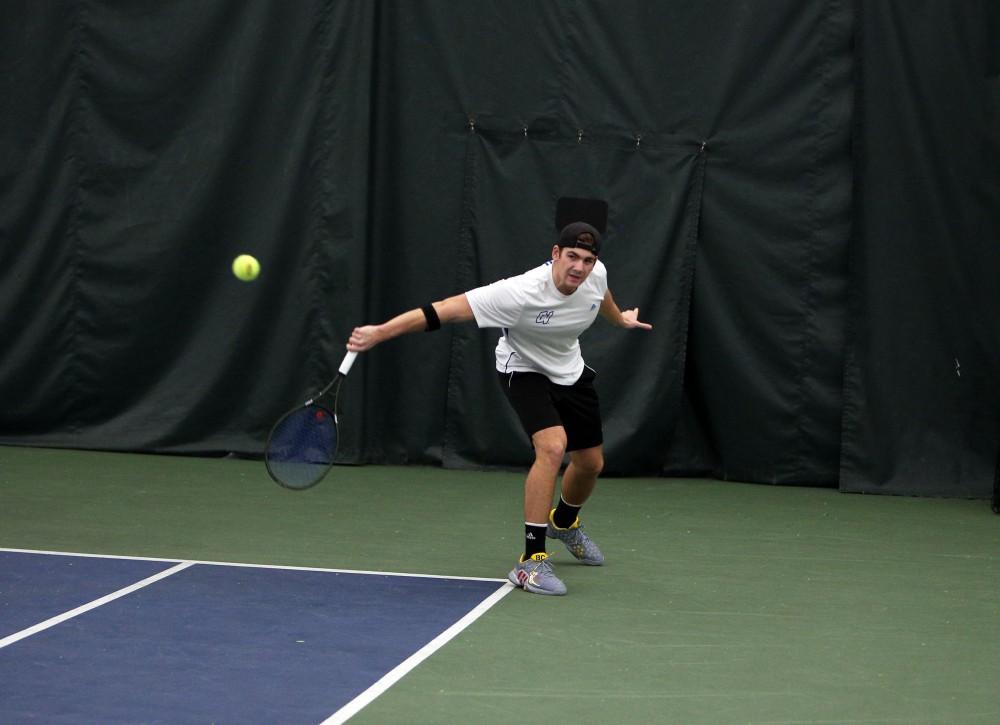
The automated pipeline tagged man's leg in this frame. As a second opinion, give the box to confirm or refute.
[548,444,605,565]
[525,426,567,523]
[507,425,569,595]
[559,444,604,509]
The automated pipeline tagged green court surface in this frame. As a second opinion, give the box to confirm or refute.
[2,446,998,723]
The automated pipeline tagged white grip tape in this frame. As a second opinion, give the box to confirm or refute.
[339,350,358,376]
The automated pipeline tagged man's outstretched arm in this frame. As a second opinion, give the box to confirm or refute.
[347,294,474,352]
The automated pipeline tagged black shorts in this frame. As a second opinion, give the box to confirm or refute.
[498,367,603,451]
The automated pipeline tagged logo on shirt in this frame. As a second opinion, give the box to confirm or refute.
[535,310,555,325]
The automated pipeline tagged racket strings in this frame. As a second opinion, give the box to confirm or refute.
[265,371,347,490]
[265,402,339,489]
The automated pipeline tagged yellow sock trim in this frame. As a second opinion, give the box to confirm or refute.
[548,508,580,530]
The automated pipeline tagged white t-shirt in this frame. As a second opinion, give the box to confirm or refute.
[465,260,608,385]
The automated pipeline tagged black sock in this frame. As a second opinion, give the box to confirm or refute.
[552,497,581,529]
[524,523,547,559]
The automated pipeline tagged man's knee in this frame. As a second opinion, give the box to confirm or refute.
[571,447,604,476]
[532,427,567,467]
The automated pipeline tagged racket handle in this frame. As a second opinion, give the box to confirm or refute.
[339,350,358,375]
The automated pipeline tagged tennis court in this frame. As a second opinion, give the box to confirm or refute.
[2,446,998,723]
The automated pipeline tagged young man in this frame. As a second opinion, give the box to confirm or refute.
[346,219,651,595]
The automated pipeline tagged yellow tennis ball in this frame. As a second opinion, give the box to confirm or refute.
[232,254,260,282]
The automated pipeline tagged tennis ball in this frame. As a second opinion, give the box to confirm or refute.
[232,254,260,282]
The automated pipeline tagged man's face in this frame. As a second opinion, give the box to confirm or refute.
[550,245,597,294]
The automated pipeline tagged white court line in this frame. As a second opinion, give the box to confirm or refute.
[0,547,507,583]
[322,582,516,725]
[0,561,194,650]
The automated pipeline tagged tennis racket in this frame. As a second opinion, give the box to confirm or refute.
[265,351,358,490]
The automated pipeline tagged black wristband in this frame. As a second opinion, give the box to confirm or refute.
[421,304,441,332]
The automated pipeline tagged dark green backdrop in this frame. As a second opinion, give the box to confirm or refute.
[2,1,997,496]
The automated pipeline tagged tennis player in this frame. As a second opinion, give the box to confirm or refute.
[346,214,651,595]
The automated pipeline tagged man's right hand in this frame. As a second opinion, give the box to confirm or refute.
[347,325,382,352]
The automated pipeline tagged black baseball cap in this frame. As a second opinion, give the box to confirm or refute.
[557,221,602,255]
[555,197,608,255]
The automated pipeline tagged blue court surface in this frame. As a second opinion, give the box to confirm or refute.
[0,549,512,723]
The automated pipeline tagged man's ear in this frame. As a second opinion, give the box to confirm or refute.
[551,245,561,260]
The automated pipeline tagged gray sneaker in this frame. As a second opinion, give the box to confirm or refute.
[507,552,567,595]
[547,510,605,565]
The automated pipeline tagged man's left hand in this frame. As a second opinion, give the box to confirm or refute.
[621,308,652,330]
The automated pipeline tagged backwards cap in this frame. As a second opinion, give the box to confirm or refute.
[558,221,602,254]
[555,197,608,255]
